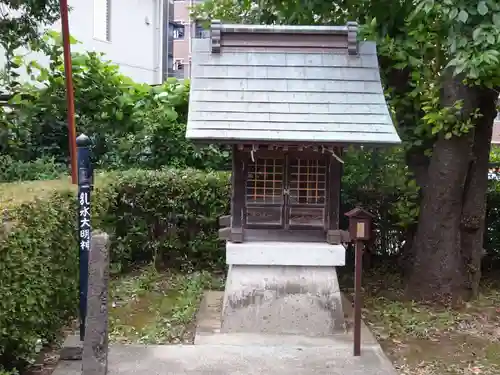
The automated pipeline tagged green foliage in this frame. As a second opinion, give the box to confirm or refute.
[343,148,413,219]
[341,147,417,253]
[95,168,230,273]
[1,31,229,173]
[490,146,500,164]
[416,0,500,85]
[0,191,78,372]
[109,267,219,344]
[0,155,66,182]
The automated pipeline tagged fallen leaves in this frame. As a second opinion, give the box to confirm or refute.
[352,268,500,375]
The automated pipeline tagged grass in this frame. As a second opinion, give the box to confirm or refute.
[0,172,117,210]
[340,265,500,375]
[109,266,222,345]
[0,177,73,209]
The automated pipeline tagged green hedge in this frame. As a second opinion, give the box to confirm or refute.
[96,168,230,272]
[0,156,67,183]
[0,168,229,372]
[0,192,78,372]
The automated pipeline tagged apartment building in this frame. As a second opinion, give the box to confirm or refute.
[172,0,208,78]
[492,112,500,144]
[1,0,178,85]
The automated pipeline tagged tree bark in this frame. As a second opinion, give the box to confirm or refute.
[459,88,497,299]
[405,75,481,304]
[399,146,432,275]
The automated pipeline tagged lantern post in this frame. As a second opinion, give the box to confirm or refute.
[345,207,374,357]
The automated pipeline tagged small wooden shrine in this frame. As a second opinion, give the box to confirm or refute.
[186,21,400,336]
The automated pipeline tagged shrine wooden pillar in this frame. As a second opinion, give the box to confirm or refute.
[326,151,342,244]
[230,145,245,242]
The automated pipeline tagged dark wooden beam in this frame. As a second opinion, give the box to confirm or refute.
[230,146,245,242]
[326,155,342,245]
[241,149,329,160]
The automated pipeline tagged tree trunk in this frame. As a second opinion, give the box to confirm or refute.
[405,75,480,304]
[399,146,432,275]
[459,88,497,299]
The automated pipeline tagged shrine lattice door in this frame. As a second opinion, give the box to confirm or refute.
[245,155,327,230]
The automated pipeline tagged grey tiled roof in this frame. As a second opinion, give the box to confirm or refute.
[186,29,400,145]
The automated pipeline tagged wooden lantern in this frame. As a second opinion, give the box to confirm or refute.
[344,207,374,241]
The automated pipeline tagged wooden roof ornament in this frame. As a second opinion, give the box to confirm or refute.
[186,21,401,146]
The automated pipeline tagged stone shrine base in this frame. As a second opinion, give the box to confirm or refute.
[54,291,397,375]
[222,240,346,336]
[222,265,344,334]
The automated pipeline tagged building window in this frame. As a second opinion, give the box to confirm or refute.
[173,24,185,40]
[174,59,184,71]
[194,22,209,38]
[93,0,111,41]
[167,22,175,41]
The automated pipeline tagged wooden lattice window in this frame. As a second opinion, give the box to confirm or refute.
[289,159,326,205]
[246,158,284,204]
[288,158,326,227]
[245,158,284,226]
[244,156,328,228]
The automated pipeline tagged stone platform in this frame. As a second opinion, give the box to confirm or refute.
[222,241,346,335]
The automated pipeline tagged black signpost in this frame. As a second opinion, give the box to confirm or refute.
[77,134,92,341]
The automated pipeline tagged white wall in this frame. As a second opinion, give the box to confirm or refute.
[0,0,163,85]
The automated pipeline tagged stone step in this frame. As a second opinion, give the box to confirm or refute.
[53,343,397,375]
[194,331,379,348]
[195,291,380,349]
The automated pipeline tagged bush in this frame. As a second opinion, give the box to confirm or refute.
[95,168,230,272]
[0,155,67,182]
[0,191,78,372]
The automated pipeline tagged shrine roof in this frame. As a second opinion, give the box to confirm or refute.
[186,22,401,145]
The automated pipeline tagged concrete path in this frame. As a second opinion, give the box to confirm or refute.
[53,291,397,375]
[54,343,395,375]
